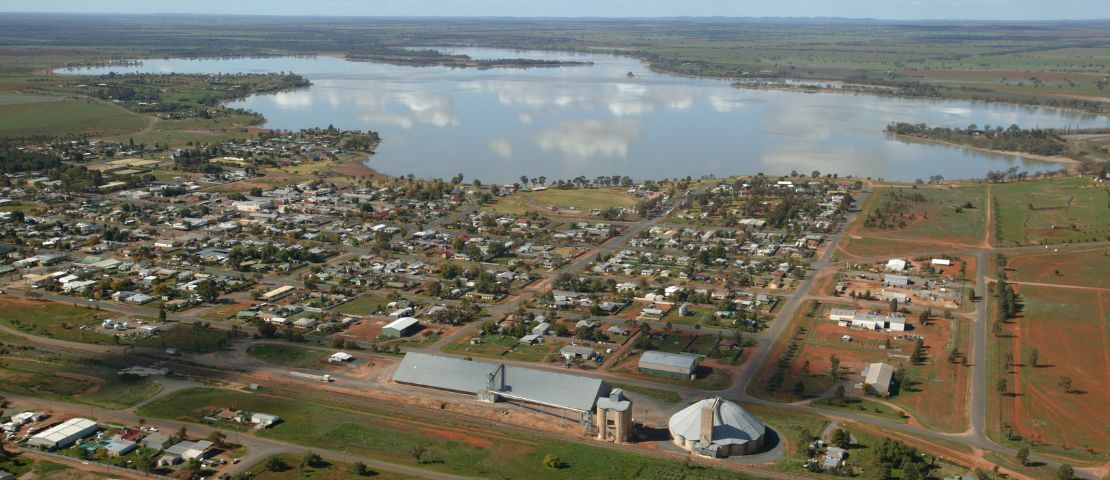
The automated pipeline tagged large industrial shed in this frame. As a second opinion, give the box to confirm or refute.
[381,317,421,338]
[393,353,609,416]
[26,418,98,450]
[638,351,700,379]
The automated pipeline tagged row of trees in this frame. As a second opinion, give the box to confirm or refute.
[887,122,1067,156]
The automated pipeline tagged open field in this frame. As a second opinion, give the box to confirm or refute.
[991,285,1110,460]
[5,16,1106,110]
[244,454,420,480]
[751,301,970,432]
[246,343,330,368]
[0,456,98,480]
[486,187,638,217]
[1002,245,1110,288]
[837,185,987,258]
[992,177,1110,246]
[331,295,391,316]
[0,347,162,409]
[0,298,232,353]
[138,387,760,479]
[0,95,147,138]
[442,333,562,363]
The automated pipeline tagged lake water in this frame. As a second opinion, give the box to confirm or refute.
[62,49,1110,183]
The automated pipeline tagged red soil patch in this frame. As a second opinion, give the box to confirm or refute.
[336,317,387,341]
[418,428,495,448]
[1001,287,1110,452]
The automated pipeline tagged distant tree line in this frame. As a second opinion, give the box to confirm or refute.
[886,122,1067,156]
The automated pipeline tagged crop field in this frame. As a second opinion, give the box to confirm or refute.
[992,177,1110,245]
[751,302,970,432]
[991,285,1110,459]
[139,387,758,479]
[837,185,987,258]
[0,95,147,138]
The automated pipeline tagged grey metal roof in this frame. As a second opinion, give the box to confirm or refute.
[668,398,765,446]
[393,353,607,412]
[640,351,700,371]
[383,316,420,331]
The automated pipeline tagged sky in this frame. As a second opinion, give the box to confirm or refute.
[2,0,1108,21]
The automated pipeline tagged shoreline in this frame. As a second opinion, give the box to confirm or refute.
[889,133,1079,167]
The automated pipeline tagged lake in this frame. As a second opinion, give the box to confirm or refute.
[62,49,1110,184]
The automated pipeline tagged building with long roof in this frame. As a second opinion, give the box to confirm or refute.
[668,397,766,457]
[392,353,609,416]
[26,418,98,450]
[638,351,700,379]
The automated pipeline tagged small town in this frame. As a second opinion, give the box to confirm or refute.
[1,7,1109,480]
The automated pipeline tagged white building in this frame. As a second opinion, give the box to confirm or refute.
[26,418,98,450]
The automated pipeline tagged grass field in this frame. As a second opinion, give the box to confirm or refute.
[243,454,420,480]
[0,298,232,353]
[0,457,92,480]
[247,343,329,368]
[0,348,162,409]
[992,177,1110,245]
[138,387,759,479]
[331,295,391,316]
[1003,245,1110,288]
[0,95,147,137]
[442,334,560,363]
[838,185,987,258]
[487,188,638,216]
[990,285,1110,460]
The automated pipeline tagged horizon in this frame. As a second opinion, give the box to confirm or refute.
[2,0,1108,21]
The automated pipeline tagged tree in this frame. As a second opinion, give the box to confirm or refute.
[266,456,285,472]
[301,452,323,469]
[1057,464,1074,480]
[996,378,1008,396]
[1016,447,1030,466]
[834,385,846,404]
[1029,348,1039,368]
[175,425,188,441]
[206,430,226,447]
[793,382,806,397]
[1059,376,1073,393]
[196,279,219,303]
[829,354,841,379]
[185,458,203,475]
[159,305,167,322]
[831,428,851,449]
[544,453,563,469]
[355,461,372,476]
[409,444,428,464]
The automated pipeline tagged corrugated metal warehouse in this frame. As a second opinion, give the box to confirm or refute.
[393,353,609,414]
[381,317,421,338]
[26,418,98,450]
[638,351,700,379]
